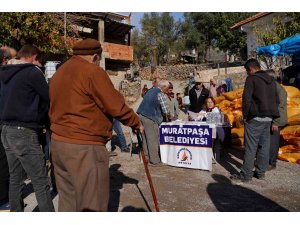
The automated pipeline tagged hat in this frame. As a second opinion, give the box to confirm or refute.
[194,75,202,83]
[72,38,102,55]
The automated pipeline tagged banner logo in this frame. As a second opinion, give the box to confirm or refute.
[177,148,192,165]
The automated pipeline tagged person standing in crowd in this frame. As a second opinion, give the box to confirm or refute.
[141,84,149,97]
[231,59,279,183]
[266,70,288,171]
[0,48,11,211]
[176,93,183,109]
[0,46,17,60]
[209,79,217,98]
[166,82,179,121]
[137,80,170,166]
[188,76,209,113]
[113,119,130,152]
[49,38,143,212]
[0,45,54,212]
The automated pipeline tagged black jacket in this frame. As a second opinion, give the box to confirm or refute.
[242,70,279,119]
[0,63,49,128]
[189,85,210,113]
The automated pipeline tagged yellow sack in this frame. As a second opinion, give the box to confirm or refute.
[234,111,244,128]
[233,98,243,110]
[222,89,243,101]
[225,113,235,125]
[279,145,300,154]
[215,96,226,104]
[231,128,244,138]
[219,100,233,110]
[288,114,300,125]
[232,138,244,146]
[286,137,300,146]
[290,98,300,105]
[281,125,300,137]
[287,107,300,118]
[282,85,300,98]
[278,152,300,164]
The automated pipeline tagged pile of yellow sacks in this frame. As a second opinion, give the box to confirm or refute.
[214,85,300,164]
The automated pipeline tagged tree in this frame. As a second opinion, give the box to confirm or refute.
[254,12,300,68]
[0,12,81,53]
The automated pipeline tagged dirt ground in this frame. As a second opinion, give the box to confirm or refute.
[20,79,300,212]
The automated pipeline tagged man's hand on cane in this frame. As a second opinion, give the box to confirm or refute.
[133,123,144,134]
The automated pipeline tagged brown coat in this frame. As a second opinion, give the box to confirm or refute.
[49,56,140,145]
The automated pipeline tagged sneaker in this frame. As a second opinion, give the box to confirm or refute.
[267,165,276,171]
[230,173,251,184]
[0,202,10,212]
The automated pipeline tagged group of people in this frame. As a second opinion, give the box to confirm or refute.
[0,39,144,212]
[0,37,290,212]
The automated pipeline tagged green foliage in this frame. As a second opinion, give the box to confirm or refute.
[0,12,79,53]
[254,12,300,68]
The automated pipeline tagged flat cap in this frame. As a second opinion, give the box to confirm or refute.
[72,38,102,55]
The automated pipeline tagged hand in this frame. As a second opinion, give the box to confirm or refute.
[272,124,279,132]
[198,112,206,117]
[133,124,144,134]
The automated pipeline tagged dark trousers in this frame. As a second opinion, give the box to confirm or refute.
[51,140,109,212]
[0,127,9,205]
[269,127,281,167]
[240,119,271,179]
[1,125,54,212]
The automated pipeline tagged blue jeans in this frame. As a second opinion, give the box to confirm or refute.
[240,119,271,180]
[1,125,54,212]
[112,119,127,150]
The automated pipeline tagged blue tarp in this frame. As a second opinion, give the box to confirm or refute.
[256,33,300,56]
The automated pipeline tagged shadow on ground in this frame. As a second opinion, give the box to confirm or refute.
[108,163,149,212]
[207,174,289,212]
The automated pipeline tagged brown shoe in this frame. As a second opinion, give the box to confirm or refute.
[267,165,276,171]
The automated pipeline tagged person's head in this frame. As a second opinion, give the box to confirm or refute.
[205,97,216,111]
[210,79,216,86]
[72,38,102,65]
[0,48,11,65]
[17,45,41,65]
[176,93,181,98]
[194,76,203,90]
[168,82,173,94]
[152,76,162,87]
[244,58,261,75]
[158,80,170,93]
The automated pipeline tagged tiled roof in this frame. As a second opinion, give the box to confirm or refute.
[230,12,272,29]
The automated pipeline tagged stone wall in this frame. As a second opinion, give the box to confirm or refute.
[139,64,209,81]
[119,80,141,106]
[139,65,247,90]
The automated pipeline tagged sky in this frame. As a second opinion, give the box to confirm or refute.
[119,12,184,30]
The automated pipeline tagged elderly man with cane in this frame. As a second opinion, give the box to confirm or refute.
[49,38,144,212]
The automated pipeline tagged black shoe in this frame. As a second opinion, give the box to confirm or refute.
[253,171,266,180]
[230,173,252,184]
[121,147,130,153]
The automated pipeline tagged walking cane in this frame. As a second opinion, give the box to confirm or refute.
[136,131,160,212]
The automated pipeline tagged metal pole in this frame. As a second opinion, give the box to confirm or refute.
[64,12,67,42]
